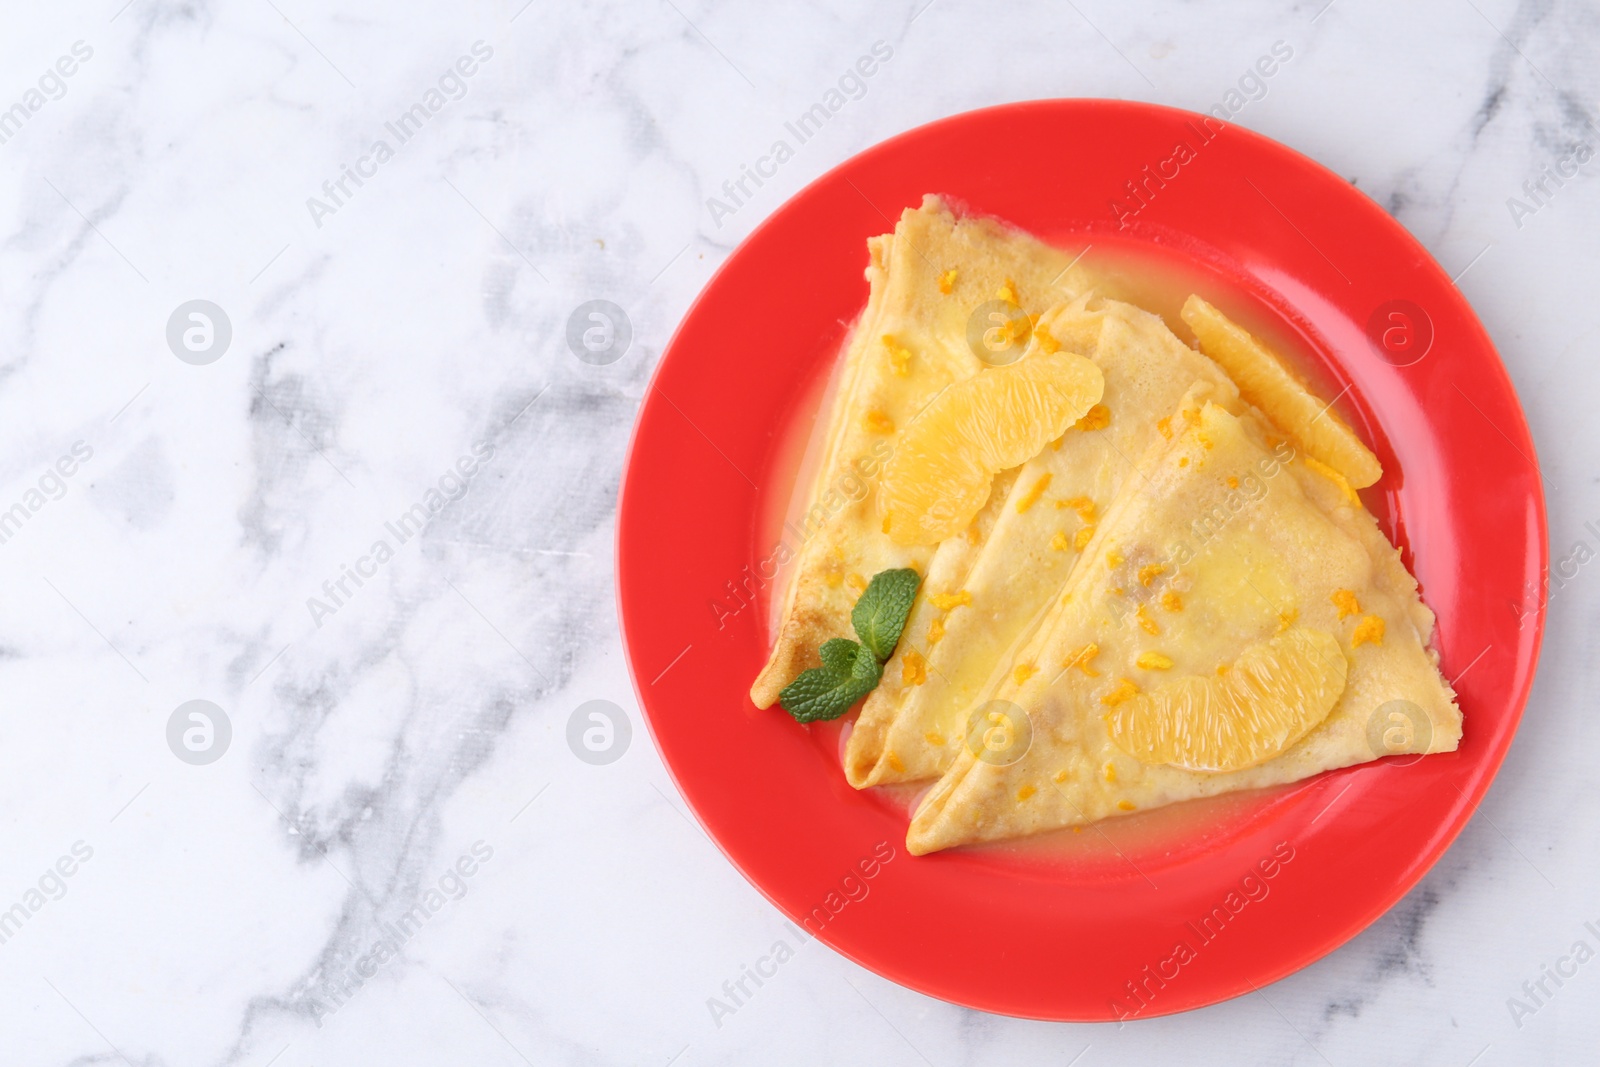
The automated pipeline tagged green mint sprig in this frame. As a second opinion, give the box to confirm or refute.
[777,639,882,724]
[851,567,920,660]
[778,568,921,724]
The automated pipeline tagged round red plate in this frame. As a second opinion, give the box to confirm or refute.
[616,100,1546,1020]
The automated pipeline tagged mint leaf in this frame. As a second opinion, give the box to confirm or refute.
[851,568,922,661]
[775,569,920,725]
[778,639,883,724]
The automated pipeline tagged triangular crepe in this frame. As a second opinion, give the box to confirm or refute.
[750,196,1094,707]
[845,300,1241,786]
[906,401,1460,854]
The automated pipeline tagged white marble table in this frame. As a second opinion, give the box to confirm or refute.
[0,0,1591,1063]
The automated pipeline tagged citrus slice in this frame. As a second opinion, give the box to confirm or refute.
[1181,294,1382,488]
[879,351,1104,545]
[1105,628,1348,772]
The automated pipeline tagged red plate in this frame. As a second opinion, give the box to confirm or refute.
[616,100,1545,1020]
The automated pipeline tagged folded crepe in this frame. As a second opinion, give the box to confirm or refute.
[845,300,1241,786]
[906,401,1461,854]
[750,196,1094,708]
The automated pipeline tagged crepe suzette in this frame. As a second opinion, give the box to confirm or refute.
[906,389,1461,854]
[845,299,1243,787]
[749,195,1096,708]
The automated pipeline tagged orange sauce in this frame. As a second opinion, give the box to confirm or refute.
[755,322,853,640]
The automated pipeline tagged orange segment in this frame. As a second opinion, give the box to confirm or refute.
[880,350,1104,545]
[1181,294,1382,488]
[1105,628,1348,772]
